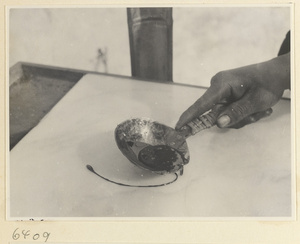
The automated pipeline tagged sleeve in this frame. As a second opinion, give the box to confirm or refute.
[278,30,290,56]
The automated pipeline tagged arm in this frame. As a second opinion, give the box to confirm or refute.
[176,53,290,129]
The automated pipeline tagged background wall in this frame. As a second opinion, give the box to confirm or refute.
[9,7,290,87]
[173,7,290,86]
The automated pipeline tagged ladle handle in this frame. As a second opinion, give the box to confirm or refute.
[185,111,217,136]
[179,105,225,138]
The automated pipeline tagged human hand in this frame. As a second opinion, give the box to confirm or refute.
[176,53,290,130]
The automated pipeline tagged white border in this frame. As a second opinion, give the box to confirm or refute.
[5,3,295,222]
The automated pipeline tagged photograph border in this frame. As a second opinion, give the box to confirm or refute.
[1,0,299,243]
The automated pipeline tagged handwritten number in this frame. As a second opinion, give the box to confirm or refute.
[12,228,20,240]
[12,228,50,242]
[33,233,40,240]
[43,232,51,242]
[22,230,30,239]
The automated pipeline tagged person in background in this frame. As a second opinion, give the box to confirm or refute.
[176,31,291,130]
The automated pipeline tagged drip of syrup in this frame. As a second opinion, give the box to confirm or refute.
[86,164,178,188]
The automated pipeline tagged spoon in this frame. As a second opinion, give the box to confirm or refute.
[115,109,219,175]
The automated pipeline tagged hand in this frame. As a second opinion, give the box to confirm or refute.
[176,53,290,130]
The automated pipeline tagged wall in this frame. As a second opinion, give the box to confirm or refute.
[9,7,290,86]
[9,8,131,75]
[173,7,290,86]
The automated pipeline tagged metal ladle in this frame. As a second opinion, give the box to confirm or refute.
[114,111,218,175]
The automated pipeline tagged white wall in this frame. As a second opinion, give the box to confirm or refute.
[9,7,290,86]
[9,8,131,75]
[173,7,290,86]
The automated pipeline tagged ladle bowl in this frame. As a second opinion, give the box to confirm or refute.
[115,109,218,175]
[114,118,190,175]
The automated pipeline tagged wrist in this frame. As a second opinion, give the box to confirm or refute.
[258,53,290,90]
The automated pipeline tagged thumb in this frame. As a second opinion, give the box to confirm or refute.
[216,97,254,128]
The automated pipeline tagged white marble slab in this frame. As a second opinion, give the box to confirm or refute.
[9,74,292,218]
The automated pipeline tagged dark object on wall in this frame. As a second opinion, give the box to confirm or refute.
[127,8,173,82]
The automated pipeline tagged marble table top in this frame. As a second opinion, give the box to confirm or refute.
[9,74,293,219]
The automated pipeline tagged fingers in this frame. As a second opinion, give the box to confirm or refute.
[175,82,231,130]
[216,94,273,128]
[228,108,273,129]
[215,90,257,128]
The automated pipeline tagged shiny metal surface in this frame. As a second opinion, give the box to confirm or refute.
[115,118,190,174]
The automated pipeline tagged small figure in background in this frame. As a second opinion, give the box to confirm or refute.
[95,47,108,73]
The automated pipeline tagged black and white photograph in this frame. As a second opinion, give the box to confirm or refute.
[8,5,293,219]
